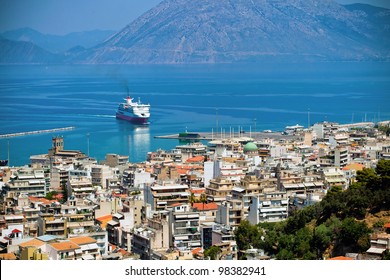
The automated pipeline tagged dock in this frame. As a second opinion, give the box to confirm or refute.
[0,126,76,138]
[155,131,298,141]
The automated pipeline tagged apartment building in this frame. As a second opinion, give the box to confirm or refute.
[169,204,201,250]
[216,199,243,227]
[67,177,94,200]
[206,177,235,203]
[144,184,189,211]
[131,213,170,260]
[4,167,48,197]
[248,191,289,224]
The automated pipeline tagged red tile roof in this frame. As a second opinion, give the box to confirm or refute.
[191,247,202,255]
[328,256,353,260]
[96,214,113,222]
[0,253,17,260]
[110,244,128,256]
[190,189,205,194]
[28,196,58,205]
[186,156,205,163]
[192,202,218,211]
[19,238,45,248]
[170,202,185,207]
[342,163,364,171]
[68,236,96,245]
[50,241,80,252]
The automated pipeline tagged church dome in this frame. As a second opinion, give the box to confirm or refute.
[243,142,258,153]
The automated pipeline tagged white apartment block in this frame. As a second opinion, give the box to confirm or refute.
[248,191,289,224]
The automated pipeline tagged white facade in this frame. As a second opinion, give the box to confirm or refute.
[248,192,289,224]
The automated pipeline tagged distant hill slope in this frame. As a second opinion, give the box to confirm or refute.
[74,0,390,64]
[1,28,116,53]
[0,38,62,64]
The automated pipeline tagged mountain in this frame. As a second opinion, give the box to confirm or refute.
[76,0,390,64]
[0,37,63,64]
[1,28,116,53]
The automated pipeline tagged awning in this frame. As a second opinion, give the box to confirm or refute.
[82,254,95,260]
[366,247,386,254]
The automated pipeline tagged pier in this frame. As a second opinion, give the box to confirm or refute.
[0,126,76,138]
[155,131,298,141]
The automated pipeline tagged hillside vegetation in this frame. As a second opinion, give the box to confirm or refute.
[235,159,390,259]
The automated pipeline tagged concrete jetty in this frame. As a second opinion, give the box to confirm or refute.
[155,131,298,141]
[0,126,76,138]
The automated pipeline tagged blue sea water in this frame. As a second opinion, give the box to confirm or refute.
[0,62,389,166]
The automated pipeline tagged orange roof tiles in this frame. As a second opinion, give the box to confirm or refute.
[0,253,17,260]
[68,236,96,245]
[19,238,45,248]
[191,247,202,255]
[112,193,128,198]
[96,214,113,222]
[170,202,185,207]
[28,196,58,205]
[328,256,353,260]
[110,244,128,256]
[190,189,205,194]
[342,163,364,171]
[50,241,80,251]
[186,156,205,163]
[96,214,113,229]
[384,223,390,229]
[192,202,218,211]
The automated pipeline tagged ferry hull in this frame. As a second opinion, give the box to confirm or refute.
[116,112,149,125]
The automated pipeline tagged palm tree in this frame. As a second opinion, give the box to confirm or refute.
[199,193,207,212]
[188,192,196,206]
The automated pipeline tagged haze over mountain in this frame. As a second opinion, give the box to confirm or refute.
[1,0,389,64]
[0,28,116,53]
[74,0,390,64]
[0,37,63,63]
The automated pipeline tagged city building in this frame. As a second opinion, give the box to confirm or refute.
[248,191,289,224]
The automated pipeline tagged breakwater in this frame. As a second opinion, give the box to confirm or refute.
[0,127,76,138]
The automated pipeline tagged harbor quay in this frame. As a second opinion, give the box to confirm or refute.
[0,120,389,260]
[154,131,298,141]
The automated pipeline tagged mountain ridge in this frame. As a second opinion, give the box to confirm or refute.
[1,0,389,64]
[75,0,389,64]
[1,28,116,53]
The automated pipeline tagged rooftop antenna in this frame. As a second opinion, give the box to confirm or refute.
[7,139,10,166]
[87,133,90,156]
[215,108,218,138]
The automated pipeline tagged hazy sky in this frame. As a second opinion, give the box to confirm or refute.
[0,0,389,35]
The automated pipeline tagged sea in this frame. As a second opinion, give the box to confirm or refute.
[0,62,389,167]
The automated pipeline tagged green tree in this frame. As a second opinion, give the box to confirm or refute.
[204,246,222,260]
[188,192,196,206]
[199,193,207,211]
[376,159,390,177]
[312,224,332,258]
[338,218,371,251]
[382,250,390,260]
[234,220,263,252]
[327,185,342,196]
[293,227,314,258]
[45,191,58,200]
[276,248,294,260]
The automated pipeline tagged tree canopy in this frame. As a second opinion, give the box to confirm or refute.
[234,159,390,259]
